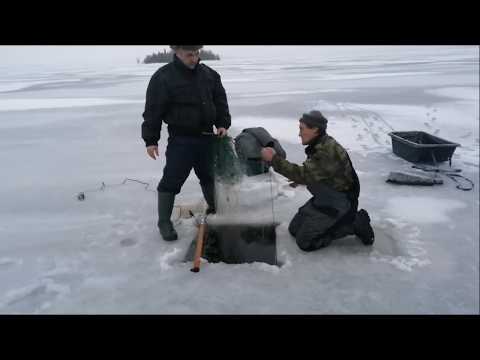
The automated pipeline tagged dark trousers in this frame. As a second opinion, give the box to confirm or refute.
[288,191,357,252]
[158,135,214,194]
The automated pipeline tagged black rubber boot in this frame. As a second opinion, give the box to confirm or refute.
[354,209,375,245]
[201,183,216,215]
[329,223,355,240]
[288,212,304,237]
[157,192,178,241]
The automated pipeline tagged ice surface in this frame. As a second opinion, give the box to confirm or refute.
[383,196,467,224]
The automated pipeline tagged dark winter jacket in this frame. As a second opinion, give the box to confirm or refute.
[272,134,360,216]
[142,55,231,146]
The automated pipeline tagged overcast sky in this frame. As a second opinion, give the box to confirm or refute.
[0,45,477,68]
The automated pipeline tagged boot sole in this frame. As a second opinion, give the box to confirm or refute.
[162,236,178,241]
[355,209,374,245]
[160,231,178,241]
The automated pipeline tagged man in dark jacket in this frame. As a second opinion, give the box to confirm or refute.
[142,45,231,241]
[261,110,374,252]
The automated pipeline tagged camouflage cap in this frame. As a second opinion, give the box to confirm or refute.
[300,110,328,129]
[170,45,203,51]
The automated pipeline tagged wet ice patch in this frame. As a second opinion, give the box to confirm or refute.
[222,78,256,83]
[0,79,83,93]
[0,258,23,267]
[314,71,439,81]
[0,98,143,112]
[383,196,467,224]
[234,89,351,98]
[425,87,479,101]
[0,278,71,313]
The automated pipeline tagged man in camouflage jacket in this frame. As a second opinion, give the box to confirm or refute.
[261,110,374,252]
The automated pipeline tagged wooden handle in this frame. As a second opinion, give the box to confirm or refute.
[191,223,207,273]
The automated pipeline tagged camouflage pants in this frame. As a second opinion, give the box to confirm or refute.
[288,194,355,252]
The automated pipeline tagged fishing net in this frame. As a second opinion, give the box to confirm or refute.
[211,135,244,214]
[212,135,245,185]
[210,134,279,226]
[184,133,280,266]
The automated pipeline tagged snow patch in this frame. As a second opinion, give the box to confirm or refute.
[157,247,182,271]
[252,262,281,274]
[370,250,432,272]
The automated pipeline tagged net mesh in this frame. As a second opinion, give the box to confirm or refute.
[212,135,245,185]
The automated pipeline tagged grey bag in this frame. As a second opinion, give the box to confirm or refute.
[234,127,286,176]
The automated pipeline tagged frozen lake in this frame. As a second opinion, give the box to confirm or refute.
[0,46,478,314]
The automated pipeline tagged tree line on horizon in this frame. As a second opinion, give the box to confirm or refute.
[142,48,220,63]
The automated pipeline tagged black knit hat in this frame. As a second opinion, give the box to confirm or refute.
[300,110,328,129]
[170,45,203,51]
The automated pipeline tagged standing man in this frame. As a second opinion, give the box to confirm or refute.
[261,110,374,252]
[142,45,231,241]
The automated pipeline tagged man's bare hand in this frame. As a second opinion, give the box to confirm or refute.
[216,127,228,137]
[147,145,159,160]
[261,147,276,162]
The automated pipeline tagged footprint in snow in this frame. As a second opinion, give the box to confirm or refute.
[120,238,137,247]
[2,279,69,313]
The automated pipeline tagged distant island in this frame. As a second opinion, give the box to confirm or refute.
[142,48,220,64]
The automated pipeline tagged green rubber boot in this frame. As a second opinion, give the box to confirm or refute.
[157,192,178,241]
